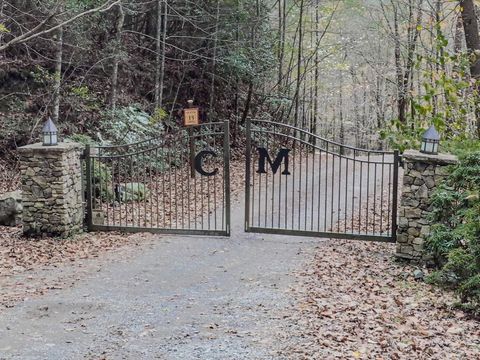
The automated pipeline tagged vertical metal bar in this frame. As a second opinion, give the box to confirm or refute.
[111,153,115,227]
[278,131,282,228]
[162,147,167,229]
[391,150,400,241]
[257,133,261,227]
[317,148,322,231]
[143,151,148,227]
[245,118,251,231]
[213,130,217,231]
[304,142,309,231]
[387,163,392,236]
[337,151,342,233]
[330,152,335,232]
[323,143,329,232]
[344,156,348,233]
[149,150,154,229]
[271,125,276,228]
[92,155,96,214]
[221,130,225,231]
[200,136,205,230]
[189,127,195,178]
[207,138,211,231]
[292,138,296,228]
[298,141,303,229]
[193,142,198,230]
[179,143,185,230]
[264,127,269,228]
[129,155,133,227]
[359,157,363,234]
[98,149,103,225]
[156,147,160,228]
[373,161,377,235]
[310,147,315,231]
[351,150,356,233]
[186,138,192,230]
[380,153,385,234]
[224,120,231,235]
[168,147,173,228]
[284,128,289,229]
[85,145,93,230]
[366,152,370,234]
[174,150,179,229]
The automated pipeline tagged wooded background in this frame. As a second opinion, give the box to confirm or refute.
[1,0,480,156]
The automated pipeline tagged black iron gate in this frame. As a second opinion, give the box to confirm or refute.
[85,121,231,236]
[245,119,399,242]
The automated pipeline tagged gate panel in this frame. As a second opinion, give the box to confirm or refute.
[86,121,230,236]
[245,119,398,242]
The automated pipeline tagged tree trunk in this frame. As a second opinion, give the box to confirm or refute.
[154,0,162,108]
[52,20,63,122]
[460,0,480,137]
[294,0,304,127]
[209,0,220,115]
[158,0,167,110]
[311,0,319,145]
[110,3,124,112]
[454,14,464,54]
[392,2,406,123]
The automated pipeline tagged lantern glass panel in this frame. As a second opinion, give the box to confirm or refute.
[43,133,50,146]
[425,141,434,154]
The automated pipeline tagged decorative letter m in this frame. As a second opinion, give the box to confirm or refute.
[256,148,291,175]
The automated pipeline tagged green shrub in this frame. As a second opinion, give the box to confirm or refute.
[425,150,480,313]
[90,160,114,201]
[102,105,165,145]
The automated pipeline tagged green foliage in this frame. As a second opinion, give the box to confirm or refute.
[379,120,424,152]
[116,182,149,202]
[89,160,114,201]
[442,138,480,158]
[381,28,476,151]
[425,150,480,312]
[102,105,165,145]
[150,107,168,125]
[66,133,97,145]
[70,85,90,100]
[0,23,10,33]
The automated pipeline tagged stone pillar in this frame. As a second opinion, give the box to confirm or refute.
[18,142,84,237]
[396,150,458,260]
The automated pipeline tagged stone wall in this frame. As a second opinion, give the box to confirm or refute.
[0,190,22,226]
[396,150,458,260]
[18,142,84,237]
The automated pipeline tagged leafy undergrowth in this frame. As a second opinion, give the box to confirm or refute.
[279,240,480,359]
[425,151,480,312]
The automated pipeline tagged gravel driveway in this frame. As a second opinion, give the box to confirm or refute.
[0,152,397,359]
[0,196,320,359]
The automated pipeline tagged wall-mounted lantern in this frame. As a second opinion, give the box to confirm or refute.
[420,125,440,155]
[42,118,58,146]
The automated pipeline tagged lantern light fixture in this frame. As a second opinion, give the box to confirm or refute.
[420,125,440,155]
[42,117,58,146]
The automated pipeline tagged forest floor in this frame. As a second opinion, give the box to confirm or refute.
[0,158,479,359]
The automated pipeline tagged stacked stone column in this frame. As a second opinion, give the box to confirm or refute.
[18,142,84,237]
[396,150,458,260]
